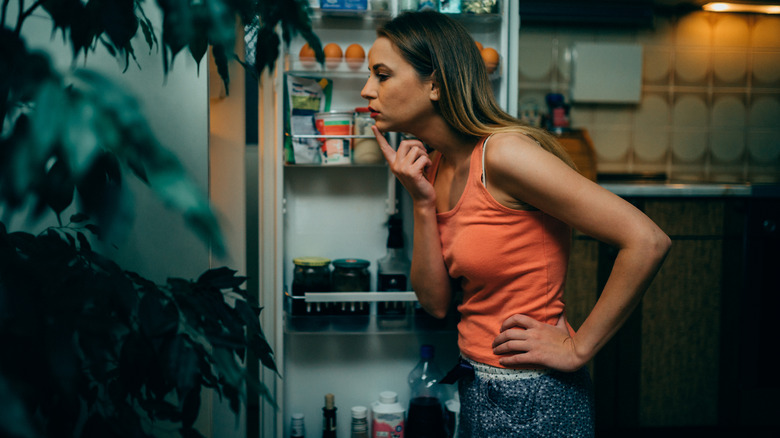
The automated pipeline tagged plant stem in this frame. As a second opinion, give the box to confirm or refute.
[14,0,44,35]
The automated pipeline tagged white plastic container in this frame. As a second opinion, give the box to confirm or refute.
[371,391,405,438]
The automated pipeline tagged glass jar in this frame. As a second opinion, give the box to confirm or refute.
[332,258,371,320]
[352,107,382,164]
[332,258,370,292]
[292,257,331,316]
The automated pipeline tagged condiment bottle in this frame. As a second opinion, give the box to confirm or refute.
[350,406,369,438]
[291,412,306,438]
[371,391,405,438]
[323,393,337,438]
[377,215,410,324]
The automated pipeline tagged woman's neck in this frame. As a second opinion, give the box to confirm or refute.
[412,119,478,163]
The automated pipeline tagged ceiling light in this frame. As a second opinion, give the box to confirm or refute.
[702,2,780,14]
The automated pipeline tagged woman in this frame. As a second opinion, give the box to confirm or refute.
[361,11,671,437]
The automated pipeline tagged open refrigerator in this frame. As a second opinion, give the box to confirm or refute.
[257,2,519,437]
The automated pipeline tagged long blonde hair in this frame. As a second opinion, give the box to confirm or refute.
[377,11,575,169]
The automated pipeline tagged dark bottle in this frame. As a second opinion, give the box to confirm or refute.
[406,345,447,438]
[323,393,337,438]
[377,215,411,319]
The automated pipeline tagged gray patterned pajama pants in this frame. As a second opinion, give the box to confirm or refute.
[457,360,595,438]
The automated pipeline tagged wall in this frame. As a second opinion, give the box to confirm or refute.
[15,6,212,283]
[517,11,780,183]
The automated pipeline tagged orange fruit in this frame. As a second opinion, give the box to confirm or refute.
[323,43,343,60]
[481,47,499,73]
[475,41,484,51]
[344,44,365,61]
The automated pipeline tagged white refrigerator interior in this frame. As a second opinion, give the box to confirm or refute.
[263,2,519,437]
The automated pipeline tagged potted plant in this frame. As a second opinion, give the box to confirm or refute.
[0,1,325,437]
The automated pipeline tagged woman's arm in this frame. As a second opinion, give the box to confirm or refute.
[486,132,671,371]
[373,126,452,318]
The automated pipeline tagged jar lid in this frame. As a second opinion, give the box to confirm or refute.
[292,257,331,267]
[332,258,370,268]
[354,107,370,113]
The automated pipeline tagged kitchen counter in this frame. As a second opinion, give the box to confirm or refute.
[598,181,769,198]
[600,182,752,197]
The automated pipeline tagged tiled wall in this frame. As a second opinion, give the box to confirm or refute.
[517,12,780,183]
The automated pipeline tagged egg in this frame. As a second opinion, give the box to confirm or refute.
[475,41,484,52]
[481,47,499,74]
[324,43,343,60]
[345,44,365,70]
[323,43,343,69]
[345,44,365,60]
[299,43,316,68]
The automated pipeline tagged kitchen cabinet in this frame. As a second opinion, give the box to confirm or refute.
[571,196,750,432]
[258,4,520,437]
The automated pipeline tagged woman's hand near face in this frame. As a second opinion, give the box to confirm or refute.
[372,125,436,208]
[372,125,452,319]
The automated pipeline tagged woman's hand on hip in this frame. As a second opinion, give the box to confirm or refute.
[492,313,586,372]
[373,126,435,206]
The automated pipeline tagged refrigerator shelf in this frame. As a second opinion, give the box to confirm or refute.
[287,134,377,139]
[283,312,456,334]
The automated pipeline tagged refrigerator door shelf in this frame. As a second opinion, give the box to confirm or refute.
[304,291,416,302]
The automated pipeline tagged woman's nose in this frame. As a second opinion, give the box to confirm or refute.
[360,79,374,100]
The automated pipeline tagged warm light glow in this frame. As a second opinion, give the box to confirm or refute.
[703,2,780,14]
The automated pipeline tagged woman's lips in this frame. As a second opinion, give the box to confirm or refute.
[368,107,379,118]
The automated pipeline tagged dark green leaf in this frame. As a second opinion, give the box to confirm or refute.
[212,43,230,95]
[180,384,201,428]
[101,0,138,50]
[250,333,278,374]
[166,335,199,399]
[138,291,179,338]
[196,267,245,289]
[70,213,89,223]
[41,158,75,215]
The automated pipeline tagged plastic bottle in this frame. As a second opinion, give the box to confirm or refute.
[377,215,411,321]
[371,391,405,438]
[406,345,447,438]
[323,393,337,438]
[350,406,369,438]
[291,412,306,438]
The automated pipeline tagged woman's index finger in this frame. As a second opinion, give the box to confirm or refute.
[371,125,395,162]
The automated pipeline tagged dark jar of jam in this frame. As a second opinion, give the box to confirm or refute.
[332,258,371,320]
[292,257,331,316]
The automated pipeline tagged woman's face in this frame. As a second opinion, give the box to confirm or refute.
[360,37,438,134]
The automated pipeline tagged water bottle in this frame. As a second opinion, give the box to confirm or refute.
[406,345,447,438]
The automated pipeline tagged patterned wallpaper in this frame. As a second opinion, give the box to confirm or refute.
[517,12,780,183]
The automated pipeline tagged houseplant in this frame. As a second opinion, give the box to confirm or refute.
[0,1,325,437]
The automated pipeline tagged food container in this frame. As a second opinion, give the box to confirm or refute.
[332,259,371,326]
[315,111,352,165]
[292,257,331,315]
[352,107,382,164]
[320,0,368,10]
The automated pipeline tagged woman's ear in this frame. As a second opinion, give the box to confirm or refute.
[430,81,440,101]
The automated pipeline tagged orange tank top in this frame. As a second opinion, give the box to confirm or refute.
[429,136,571,368]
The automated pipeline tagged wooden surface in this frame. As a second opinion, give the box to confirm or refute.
[557,129,598,181]
[640,200,725,427]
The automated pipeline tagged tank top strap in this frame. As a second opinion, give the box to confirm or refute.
[480,134,495,188]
